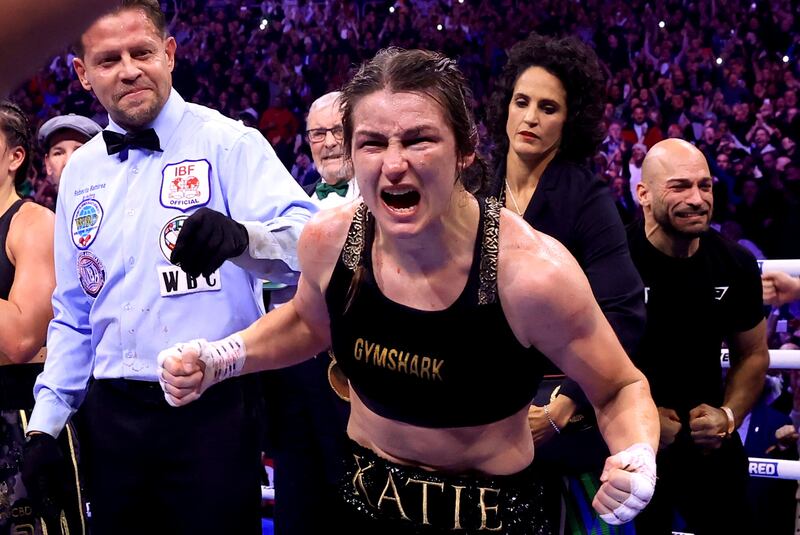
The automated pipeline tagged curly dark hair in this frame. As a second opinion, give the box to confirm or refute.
[487,33,606,171]
[0,100,32,192]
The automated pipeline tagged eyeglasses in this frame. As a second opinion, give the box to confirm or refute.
[306,125,344,143]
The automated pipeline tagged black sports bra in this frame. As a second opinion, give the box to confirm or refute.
[325,197,546,428]
[0,199,25,300]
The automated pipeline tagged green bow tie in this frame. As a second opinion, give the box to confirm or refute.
[315,180,349,200]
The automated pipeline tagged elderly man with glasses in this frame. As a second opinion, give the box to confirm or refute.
[302,92,358,207]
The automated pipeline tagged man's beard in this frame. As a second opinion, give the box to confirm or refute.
[653,208,709,239]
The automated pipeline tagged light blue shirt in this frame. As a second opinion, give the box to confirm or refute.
[30,90,316,436]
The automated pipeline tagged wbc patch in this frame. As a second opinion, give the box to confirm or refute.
[77,251,106,297]
[71,198,104,249]
[160,159,211,212]
[159,215,188,262]
[157,214,221,297]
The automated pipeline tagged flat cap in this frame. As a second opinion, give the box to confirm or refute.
[38,114,102,149]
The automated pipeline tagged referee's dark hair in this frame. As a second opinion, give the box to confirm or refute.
[74,0,167,58]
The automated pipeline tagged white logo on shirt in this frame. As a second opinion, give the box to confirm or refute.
[714,286,729,301]
[643,286,729,304]
[160,159,211,212]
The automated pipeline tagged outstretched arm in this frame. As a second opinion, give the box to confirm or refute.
[159,204,353,405]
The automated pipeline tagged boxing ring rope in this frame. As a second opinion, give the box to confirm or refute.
[759,259,800,277]
[721,260,800,479]
[747,457,800,479]
[720,349,800,370]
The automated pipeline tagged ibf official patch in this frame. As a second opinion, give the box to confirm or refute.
[77,251,106,297]
[160,159,211,212]
[160,215,188,262]
[71,198,104,250]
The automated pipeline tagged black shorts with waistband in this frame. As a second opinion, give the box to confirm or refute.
[336,440,558,535]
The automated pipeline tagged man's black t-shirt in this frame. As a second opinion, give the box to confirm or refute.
[627,221,764,418]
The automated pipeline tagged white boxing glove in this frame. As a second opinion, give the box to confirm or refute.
[157,334,247,407]
[595,442,657,525]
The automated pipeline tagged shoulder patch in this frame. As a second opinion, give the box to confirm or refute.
[77,251,106,298]
[71,198,104,249]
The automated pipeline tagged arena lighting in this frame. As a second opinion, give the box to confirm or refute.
[716,57,723,65]
[458,0,464,3]
[658,20,665,28]
[784,55,791,63]
[259,18,268,30]
[436,24,443,31]
[389,6,395,13]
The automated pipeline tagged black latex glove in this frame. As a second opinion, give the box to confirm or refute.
[170,207,249,278]
[21,433,69,521]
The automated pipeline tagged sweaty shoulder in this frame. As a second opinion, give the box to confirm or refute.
[498,208,578,274]
[297,200,360,291]
[497,208,593,345]
[7,202,54,259]
[11,202,53,229]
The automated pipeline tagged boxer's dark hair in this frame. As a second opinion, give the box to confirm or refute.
[74,0,167,57]
[340,47,488,195]
[0,101,32,191]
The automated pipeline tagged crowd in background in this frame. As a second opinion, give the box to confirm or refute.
[9,0,800,392]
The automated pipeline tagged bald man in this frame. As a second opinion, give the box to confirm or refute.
[627,139,768,534]
[302,91,358,207]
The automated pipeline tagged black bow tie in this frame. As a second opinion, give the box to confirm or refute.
[103,128,162,161]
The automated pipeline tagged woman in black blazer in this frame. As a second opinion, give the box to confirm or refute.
[485,33,647,533]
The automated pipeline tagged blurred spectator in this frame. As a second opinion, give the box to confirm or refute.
[290,146,319,188]
[622,104,664,149]
[7,0,800,259]
[625,142,647,205]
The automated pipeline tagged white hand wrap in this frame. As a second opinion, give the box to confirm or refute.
[195,334,248,392]
[599,442,657,525]
[157,334,247,406]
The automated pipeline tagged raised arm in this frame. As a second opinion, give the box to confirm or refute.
[170,130,317,282]
[159,204,354,405]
